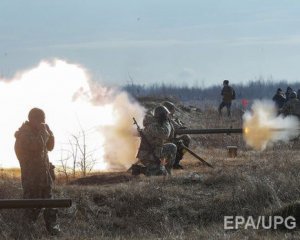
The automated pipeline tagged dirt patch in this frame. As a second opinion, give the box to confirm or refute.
[69,172,135,185]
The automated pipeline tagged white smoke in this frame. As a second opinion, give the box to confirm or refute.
[243,100,300,150]
[0,59,144,170]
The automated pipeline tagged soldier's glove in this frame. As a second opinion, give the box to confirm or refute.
[39,123,50,142]
[49,163,56,181]
[177,140,185,147]
[45,124,53,136]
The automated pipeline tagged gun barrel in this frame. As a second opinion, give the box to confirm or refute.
[176,128,243,135]
[0,199,72,209]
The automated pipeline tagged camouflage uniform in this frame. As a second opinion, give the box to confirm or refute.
[143,110,155,127]
[281,98,300,119]
[14,121,59,234]
[168,117,191,168]
[162,102,191,168]
[272,88,286,110]
[137,118,177,176]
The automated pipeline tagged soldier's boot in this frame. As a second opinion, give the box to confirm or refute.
[173,151,184,169]
[131,164,147,176]
[131,164,141,176]
[44,208,61,236]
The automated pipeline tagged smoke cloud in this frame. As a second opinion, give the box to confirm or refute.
[0,59,144,170]
[97,92,144,170]
[243,100,299,150]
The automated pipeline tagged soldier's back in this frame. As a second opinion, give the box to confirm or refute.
[144,119,171,146]
[290,99,300,116]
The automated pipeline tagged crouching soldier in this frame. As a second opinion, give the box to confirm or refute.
[14,108,60,236]
[162,101,191,169]
[136,106,177,176]
[280,91,300,119]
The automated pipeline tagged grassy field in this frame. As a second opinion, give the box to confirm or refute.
[1,99,300,239]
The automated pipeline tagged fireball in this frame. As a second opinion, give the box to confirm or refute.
[0,60,144,171]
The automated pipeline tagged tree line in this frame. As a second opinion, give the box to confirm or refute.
[123,79,300,103]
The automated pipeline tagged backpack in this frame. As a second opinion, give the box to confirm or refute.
[232,88,236,100]
[223,86,235,101]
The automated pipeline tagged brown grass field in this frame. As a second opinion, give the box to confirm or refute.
[1,99,300,239]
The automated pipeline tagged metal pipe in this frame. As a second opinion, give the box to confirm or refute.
[176,128,243,135]
[0,199,72,209]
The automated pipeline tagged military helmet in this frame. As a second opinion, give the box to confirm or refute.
[28,108,45,122]
[287,86,292,92]
[154,106,170,122]
[223,80,229,85]
[290,91,297,99]
[162,101,176,114]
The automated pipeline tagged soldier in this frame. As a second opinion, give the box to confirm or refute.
[285,86,293,102]
[136,106,177,176]
[218,80,236,117]
[272,88,286,110]
[280,91,300,119]
[14,108,60,236]
[162,101,191,169]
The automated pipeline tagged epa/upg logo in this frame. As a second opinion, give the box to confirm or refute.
[224,216,296,230]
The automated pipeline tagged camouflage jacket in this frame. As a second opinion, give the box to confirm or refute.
[14,121,55,188]
[142,109,185,141]
[143,111,155,127]
[137,118,172,162]
[221,85,235,103]
[169,116,186,130]
[281,99,300,117]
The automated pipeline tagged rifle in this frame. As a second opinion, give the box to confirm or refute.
[178,141,213,168]
[133,118,158,157]
[128,118,160,173]
[133,117,142,135]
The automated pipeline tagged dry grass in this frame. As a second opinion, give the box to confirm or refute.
[1,101,300,239]
[2,150,300,239]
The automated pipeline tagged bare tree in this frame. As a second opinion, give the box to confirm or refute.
[58,126,97,178]
[69,137,78,178]
[57,148,71,182]
[71,130,97,177]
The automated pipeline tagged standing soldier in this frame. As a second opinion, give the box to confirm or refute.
[14,108,60,236]
[218,80,236,117]
[136,106,177,176]
[162,101,191,169]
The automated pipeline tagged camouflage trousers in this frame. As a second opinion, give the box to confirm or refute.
[139,143,177,176]
[172,134,191,165]
[22,184,58,232]
[218,101,232,117]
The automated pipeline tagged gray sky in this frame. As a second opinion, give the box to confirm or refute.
[0,0,300,86]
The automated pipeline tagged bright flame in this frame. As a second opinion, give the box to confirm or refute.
[0,59,144,170]
[243,100,299,150]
